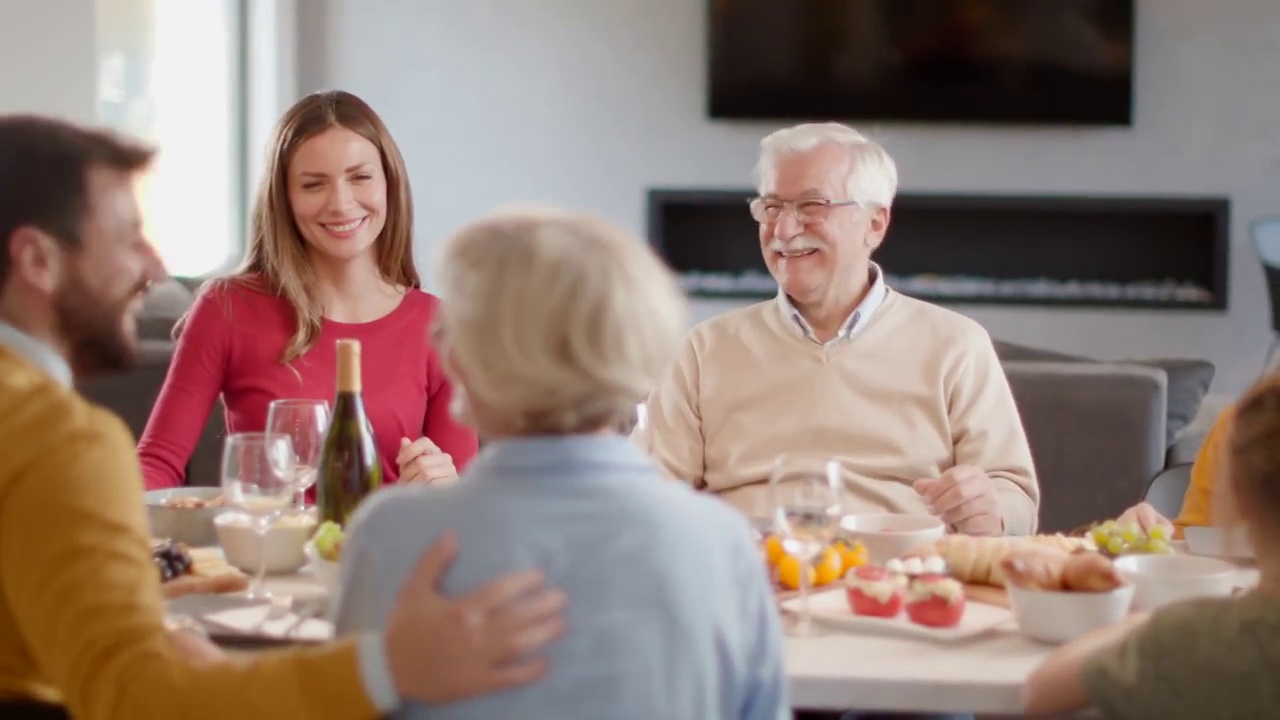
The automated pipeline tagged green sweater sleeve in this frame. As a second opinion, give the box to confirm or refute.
[1082,593,1280,719]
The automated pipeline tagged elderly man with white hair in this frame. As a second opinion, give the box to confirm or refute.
[331,206,789,720]
[638,122,1040,538]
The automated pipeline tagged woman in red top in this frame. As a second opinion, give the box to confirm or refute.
[138,91,478,489]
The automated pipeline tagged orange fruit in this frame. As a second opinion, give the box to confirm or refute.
[763,534,786,567]
[837,539,869,573]
[776,554,816,590]
[813,546,843,586]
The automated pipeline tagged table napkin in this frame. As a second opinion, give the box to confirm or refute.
[203,605,333,642]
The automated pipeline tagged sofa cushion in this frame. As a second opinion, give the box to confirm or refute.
[992,341,1215,448]
[137,279,196,340]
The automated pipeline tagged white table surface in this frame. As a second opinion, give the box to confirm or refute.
[198,550,1258,716]
[782,564,1259,714]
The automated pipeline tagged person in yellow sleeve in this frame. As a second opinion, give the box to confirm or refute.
[0,115,566,720]
[1119,406,1232,537]
[1171,405,1231,532]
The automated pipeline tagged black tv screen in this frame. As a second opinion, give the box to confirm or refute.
[708,0,1135,126]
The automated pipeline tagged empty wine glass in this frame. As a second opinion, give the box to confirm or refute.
[770,453,845,636]
[266,399,330,509]
[221,432,296,601]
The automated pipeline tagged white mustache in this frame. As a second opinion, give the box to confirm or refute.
[768,237,824,254]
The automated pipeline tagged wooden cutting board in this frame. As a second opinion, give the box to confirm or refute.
[963,583,1010,608]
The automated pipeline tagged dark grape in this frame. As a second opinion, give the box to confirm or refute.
[151,541,193,581]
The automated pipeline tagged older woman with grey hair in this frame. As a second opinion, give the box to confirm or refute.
[331,206,788,719]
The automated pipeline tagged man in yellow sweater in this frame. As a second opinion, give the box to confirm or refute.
[639,122,1039,536]
[0,116,564,719]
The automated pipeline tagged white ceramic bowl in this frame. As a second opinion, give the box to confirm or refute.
[840,513,946,564]
[305,540,342,597]
[1113,554,1236,611]
[215,510,318,575]
[1183,526,1255,560]
[1008,583,1135,645]
[144,487,227,546]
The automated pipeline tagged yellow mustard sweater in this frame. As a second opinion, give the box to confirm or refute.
[1174,404,1232,534]
[0,347,380,719]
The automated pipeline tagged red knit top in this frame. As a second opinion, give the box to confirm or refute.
[137,279,479,489]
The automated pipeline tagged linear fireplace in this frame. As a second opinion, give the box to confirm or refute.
[647,190,1230,311]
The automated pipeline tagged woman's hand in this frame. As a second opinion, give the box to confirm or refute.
[398,436,458,486]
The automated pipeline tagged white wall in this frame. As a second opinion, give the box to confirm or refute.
[296,0,1280,397]
[5,0,1271,397]
[0,0,97,121]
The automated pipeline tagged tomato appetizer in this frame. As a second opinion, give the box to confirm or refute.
[844,557,967,629]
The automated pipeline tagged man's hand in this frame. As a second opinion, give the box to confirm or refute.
[384,531,567,705]
[398,436,457,486]
[166,625,227,667]
[914,465,1003,536]
[1115,502,1174,535]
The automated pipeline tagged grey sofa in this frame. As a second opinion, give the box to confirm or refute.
[76,280,227,487]
[1004,361,1168,533]
[993,341,1216,532]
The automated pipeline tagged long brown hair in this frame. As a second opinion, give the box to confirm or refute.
[182,90,419,363]
[1226,371,1280,529]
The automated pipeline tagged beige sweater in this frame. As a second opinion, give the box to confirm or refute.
[637,291,1040,535]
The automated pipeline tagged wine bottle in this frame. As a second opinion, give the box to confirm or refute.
[316,338,382,526]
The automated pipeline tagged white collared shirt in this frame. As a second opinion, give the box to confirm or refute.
[0,320,73,387]
[776,262,889,346]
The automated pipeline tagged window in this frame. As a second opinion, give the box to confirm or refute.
[96,0,246,278]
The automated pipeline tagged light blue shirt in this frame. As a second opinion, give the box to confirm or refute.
[0,320,72,386]
[777,262,889,346]
[333,434,789,720]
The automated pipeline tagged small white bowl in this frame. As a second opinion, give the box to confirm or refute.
[1113,554,1236,611]
[1183,526,1255,561]
[214,510,318,575]
[305,540,342,597]
[840,513,946,564]
[1008,583,1135,645]
[144,487,227,546]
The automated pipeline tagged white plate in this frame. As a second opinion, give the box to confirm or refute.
[779,588,1014,642]
[1183,526,1255,561]
[167,593,332,645]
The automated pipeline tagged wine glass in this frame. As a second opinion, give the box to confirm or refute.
[266,399,330,509]
[770,453,845,636]
[221,432,296,601]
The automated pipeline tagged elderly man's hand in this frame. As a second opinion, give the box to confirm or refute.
[913,465,1003,536]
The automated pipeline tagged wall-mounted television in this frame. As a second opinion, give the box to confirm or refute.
[708,0,1135,126]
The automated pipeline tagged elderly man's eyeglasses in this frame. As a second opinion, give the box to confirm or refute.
[748,197,861,224]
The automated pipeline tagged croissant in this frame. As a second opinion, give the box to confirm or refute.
[1000,548,1069,591]
[905,535,1087,587]
[1061,551,1124,592]
[1027,533,1094,554]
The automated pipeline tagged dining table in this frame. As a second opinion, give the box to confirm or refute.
[177,546,1259,717]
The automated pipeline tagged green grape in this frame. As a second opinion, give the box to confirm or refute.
[1146,538,1174,555]
[1098,520,1119,534]
[1148,524,1170,542]
[1090,527,1109,548]
[1105,537,1126,555]
[1119,523,1140,544]
[313,520,345,562]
